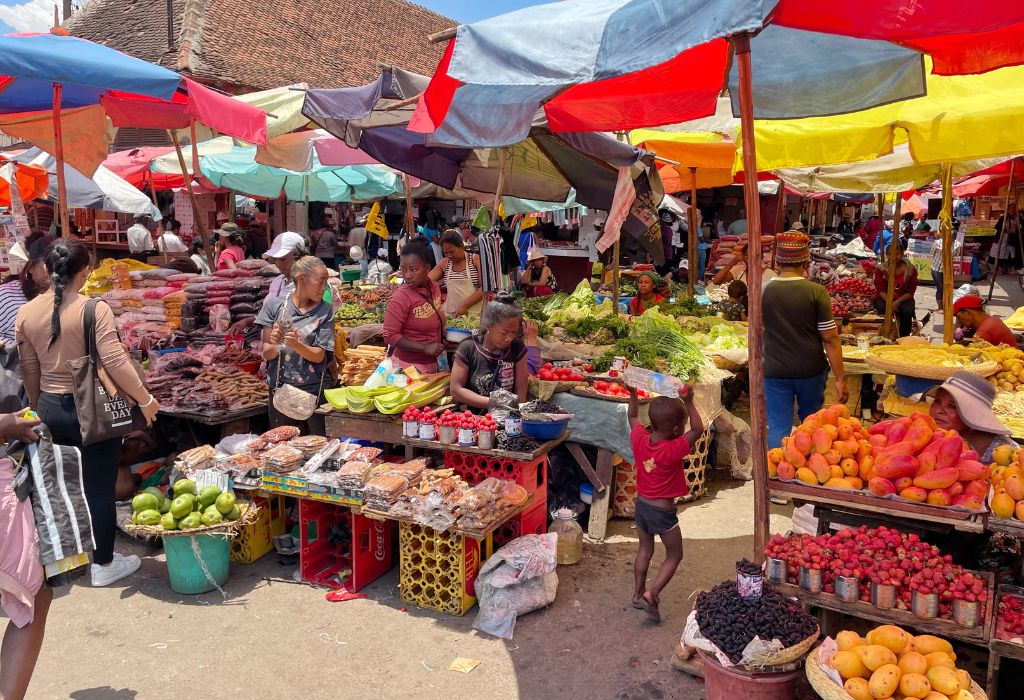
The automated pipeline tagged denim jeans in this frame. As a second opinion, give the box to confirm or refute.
[765,372,829,449]
[931,268,943,305]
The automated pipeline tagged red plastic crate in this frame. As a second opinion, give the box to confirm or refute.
[298,500,393,591]
[493,499,548,548]
[444,451,548,500]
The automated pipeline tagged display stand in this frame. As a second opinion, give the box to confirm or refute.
[321,410,412,459]
[296,498,393,592]
[159,404,269,441]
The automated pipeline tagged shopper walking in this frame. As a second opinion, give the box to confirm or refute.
[762,232,847,449]
[15,240,159,587]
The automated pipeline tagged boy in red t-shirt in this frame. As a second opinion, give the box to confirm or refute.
[627,382,704,622]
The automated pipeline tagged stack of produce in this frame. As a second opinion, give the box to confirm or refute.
[129,479,241,530]
[533,362,585,382]
[866,343,1000,374]
[260,444,304,474]
[976,343,1024,392]
[338,345,387,385]
[192,365,267,411]
[457,477,528,530]
[364,473,413,511]
[190,341,261,366]
[996,590,1024,640]
[768,406,990,511]
[678,317,747,353]
[389,468,470,531]
[988,445,1024,521]
[544,281,630,345]
[765,526,989,618]
[335,303,373,328]
[690,579,818,664]
[818,624,979,700]
[337,461,374,489]
[324,374,450,414]
[591,307,710,381]
[174,445,216,475]
[289,435,329,459]
[826,277,875,316]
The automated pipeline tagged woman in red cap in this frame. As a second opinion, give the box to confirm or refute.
[953,295,1018,347]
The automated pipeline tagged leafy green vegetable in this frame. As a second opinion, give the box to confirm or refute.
[658,295,711,318]
[448,313,480,330]
[521,296,552,323]
[542,293,570,316]
[592,338,661,373]
[630,308,710,381]
[567,279,596,307]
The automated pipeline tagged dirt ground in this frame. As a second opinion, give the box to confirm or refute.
[15,474,793,700]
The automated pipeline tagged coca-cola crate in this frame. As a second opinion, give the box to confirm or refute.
[493,499,548,548]
[443,451,548,500]
[298,500,392,591]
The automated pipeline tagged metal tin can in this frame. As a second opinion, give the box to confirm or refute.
[438,425,456,445]
[505,415,522,437]
[611,356,627,372]
[911,590,939,619]
[765,557,787,584]
[418,422,436,441]
[477,429,495,450]
[737,571,764,602]
[458,427,476,446]
[870,582,897,609]
[402,420,419,438]
[952,599,981,627]
[798,566,823,593]
[835,575,861,602]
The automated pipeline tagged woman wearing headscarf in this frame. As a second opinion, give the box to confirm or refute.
[628,271,665,316]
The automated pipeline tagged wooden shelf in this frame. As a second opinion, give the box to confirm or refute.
[768,480,987,533]
[774,581,990,645]
[986,517,1024,538]
[401,434,566,461]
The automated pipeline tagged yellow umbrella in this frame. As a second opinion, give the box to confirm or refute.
[632,129,737,190]
[752,59,1024,171]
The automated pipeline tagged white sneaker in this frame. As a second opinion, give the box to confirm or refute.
[91,552,141,587]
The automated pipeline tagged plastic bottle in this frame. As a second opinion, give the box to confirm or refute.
[623,366,684,398]
[363,358,394,389]
[550,508,583,565]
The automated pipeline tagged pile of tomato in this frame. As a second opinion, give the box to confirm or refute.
[592,380,650,399]
[535,362,585,382]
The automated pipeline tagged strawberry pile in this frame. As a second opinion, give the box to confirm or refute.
[402,406,436,423]
[765,526,988,620]
[535,362,585,382]
[827,277,875,317]
[998,593,1024,636]
[827,277,875,295]
[437,409,497,432]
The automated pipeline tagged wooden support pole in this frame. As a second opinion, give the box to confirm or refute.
[734,34,770,563]
[688,167,698,296]
[169,130,216,272]
[52,83,72,242]
[403,173,415,238]
[882,195,904,339]
[987,159,1016,303]
[773,180,786,235]
[940,163,955,343]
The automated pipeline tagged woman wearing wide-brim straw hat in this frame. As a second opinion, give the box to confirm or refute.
[926,370,1017,464]
[520,248,556,297]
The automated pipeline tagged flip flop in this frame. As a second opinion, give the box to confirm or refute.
[640,593,661,623]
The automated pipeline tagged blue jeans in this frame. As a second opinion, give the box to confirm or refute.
[931,268,943,305]
[765,372,828,449]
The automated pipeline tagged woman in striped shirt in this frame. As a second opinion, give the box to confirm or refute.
[0,257,49,342]
[429,230,482,317]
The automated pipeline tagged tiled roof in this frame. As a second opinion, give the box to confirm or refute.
[66,0,454,90]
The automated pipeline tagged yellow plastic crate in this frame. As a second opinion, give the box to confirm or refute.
[231,494,287,564]
[398,522,493,616]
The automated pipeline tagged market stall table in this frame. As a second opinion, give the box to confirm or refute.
[320,409,412,458]
[159,404,269,442]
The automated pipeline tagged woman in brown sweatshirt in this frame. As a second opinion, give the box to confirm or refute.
[16,240,159,587]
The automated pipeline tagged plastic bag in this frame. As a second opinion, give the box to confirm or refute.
[488,388,519,411]
[473,533,559,639]
[209,304,231,333]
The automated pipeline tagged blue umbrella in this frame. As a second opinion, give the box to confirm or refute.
[198,146,402,202]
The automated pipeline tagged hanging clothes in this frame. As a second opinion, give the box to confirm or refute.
[498,225,521,275]
[477,227,504,292]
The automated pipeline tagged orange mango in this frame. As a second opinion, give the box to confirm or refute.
[935,436,964,470]
[822,423,839,440]
[899,486,928,502]
[904,420,934,453]
[910,411,937,430]
[992,491,1016,518]
[858,454,875,481]
[913,467,959,490]
[796,467,817,484]
[776,461,796,481]
[955,460,990,481]
[767,447,784,465]
[841,458,860,476]
[845,476,864,490]
[811,427,833,454]
[874,453,920,480]
[868,477,897,497]
[916,440,943,473]
[893,476,914,490]
[825,477,855,489]
[926,488,952,507]
[784,443,806,469]
[823,449,842,466]
[1004,474,1024,500]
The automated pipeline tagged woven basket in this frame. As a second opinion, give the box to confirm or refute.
[804,644,988,700]
[612,460,637,518]
[865,347,999,380]
[680,428,713,502]
[743,628,820,670]
[124,502,255,539]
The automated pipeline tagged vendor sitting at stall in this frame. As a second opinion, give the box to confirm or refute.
[382,241,446,372]
[712,240,749,286]
[953,295,1019,347]
[520,249,556,297]
[927,371,1017,464]
[450,292,529,410]
[629,271,665,316]
[872,247,918,337]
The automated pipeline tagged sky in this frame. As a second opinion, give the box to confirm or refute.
[0,0,545,35]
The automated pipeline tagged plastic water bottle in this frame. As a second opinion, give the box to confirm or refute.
[363,358,393,389]
[623,366,684,398]
[549,509,583,565]
[694,281,706,297]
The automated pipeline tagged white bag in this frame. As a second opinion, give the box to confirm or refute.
[473,533,559,639]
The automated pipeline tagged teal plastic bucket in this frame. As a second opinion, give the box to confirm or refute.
[164,534,230,594]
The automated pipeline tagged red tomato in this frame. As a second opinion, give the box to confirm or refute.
[594,381,609,391]
[542,362,554,371]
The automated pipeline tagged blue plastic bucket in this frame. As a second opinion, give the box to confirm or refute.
[894,374,941,398]
[164,534,230,594]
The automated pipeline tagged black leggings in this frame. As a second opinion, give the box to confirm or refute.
[873,297,916,337]
[37,392,123,566]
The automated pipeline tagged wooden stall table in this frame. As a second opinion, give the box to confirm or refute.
[320,408,412,458]
[768,479,988,534]
[401,434,566,462]
[159,404,269,443]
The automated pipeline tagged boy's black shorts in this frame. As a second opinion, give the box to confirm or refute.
[635,498,680,535]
